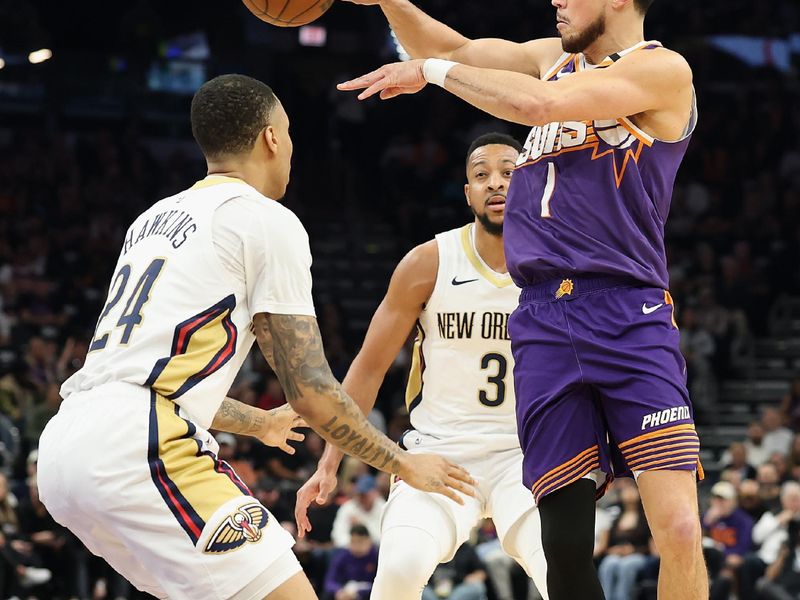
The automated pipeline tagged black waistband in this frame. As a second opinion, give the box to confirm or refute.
[520,275,642,303]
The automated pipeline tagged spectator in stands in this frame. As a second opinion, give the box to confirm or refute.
[253,477,294,524]
[423,542,487,600]
[16,474,89,599]
[331,474,385,548]
[596,481,651,600]
[787,434,800,481]
[0,358,38,425]
[779,378,800,431]
[758,520,800,600]
[679,306,717,412]
[740,481,800,600]
[323,524,378,600]
[23,382,60,447]
[703,481,754,600]
[770,452,791,484]
[744,421,772,468]
[257,375,286,411]
[260,431,313,484]
[757,463,784,513]
[0,472,51,597]
[722,441,758,480]
[739,479,768,522]
[215,432,258,491]
[762,407,793,457]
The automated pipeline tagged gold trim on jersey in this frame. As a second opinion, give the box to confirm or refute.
[148,392,250,543]
[190,175,246,190]
[404,321,426,413]
[459,225,514,289]
[146,296,238,400]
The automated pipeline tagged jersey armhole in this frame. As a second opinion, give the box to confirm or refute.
[424,236,449,316]
[541,52,573,81]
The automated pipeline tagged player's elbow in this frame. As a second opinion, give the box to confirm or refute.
[281,372,337,421]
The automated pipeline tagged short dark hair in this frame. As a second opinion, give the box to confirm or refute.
[350,524,370,538]
[191,74,279,160]
[634,0,654,15]
[466,133,523,166]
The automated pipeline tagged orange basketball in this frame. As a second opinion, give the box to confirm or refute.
[242,0,334,27]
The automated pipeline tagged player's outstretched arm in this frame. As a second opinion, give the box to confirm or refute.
[339,49,694,137]
[295,241,437,535]
[211,399,306,455]
[254,312,475,502]
[344,0,560,76]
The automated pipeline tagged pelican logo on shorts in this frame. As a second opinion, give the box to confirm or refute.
[555,279,574,299]
[204,502,268,554]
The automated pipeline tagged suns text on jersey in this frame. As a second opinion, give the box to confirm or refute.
[518,120,590,164]
[436,312,510,341]
[122,209,198,255]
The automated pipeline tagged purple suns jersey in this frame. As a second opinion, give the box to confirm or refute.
[505,41,697,289]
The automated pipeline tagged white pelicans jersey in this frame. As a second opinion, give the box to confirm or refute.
[406,224,521,447]
[60,176,315,428]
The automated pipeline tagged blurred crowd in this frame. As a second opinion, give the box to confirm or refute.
[0,1,799,599]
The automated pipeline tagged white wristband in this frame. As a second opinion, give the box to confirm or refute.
[422,59,458,88]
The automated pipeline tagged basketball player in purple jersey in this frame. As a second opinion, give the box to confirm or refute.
[337,1,706,599]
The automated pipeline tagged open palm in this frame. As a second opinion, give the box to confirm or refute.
[257,404,307,454]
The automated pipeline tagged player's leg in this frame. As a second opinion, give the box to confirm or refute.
[228,549,314,600]
[539,480,605,599]
[371,480,481,600]
[373,526,446,600]
[580,286,708,600]
[37,392,168,598]
[263,572,317,599]
[485,449,548,599]
[495,508,548,600]
[637,470,707,600]
[40,387,301,599]
[108,395,300,600]
[510,299,608,600]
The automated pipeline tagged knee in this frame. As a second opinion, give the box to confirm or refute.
[373,529,440,592]
[542,523,593,563]
[654,513,701,555]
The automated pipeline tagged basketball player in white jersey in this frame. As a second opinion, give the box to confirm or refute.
[295,134,548,600]
[35,75,474,600]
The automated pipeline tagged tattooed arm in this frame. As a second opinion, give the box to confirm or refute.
[254,312,474,501]
[211,397,306,454]
[211,397,267,436]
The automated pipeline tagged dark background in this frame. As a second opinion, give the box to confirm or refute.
[0,1,799,598]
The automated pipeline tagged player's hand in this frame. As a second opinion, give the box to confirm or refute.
[257,405,306,454]
[295,466,338,538]
[397,453,475,505]
[338,60,427,101]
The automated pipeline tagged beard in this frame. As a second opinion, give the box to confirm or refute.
[560,12,606,54]
[472,206,504,237]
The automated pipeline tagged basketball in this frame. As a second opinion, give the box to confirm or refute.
[242,0,334,27]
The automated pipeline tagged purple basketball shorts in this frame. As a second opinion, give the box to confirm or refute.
[510,275,704,503]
